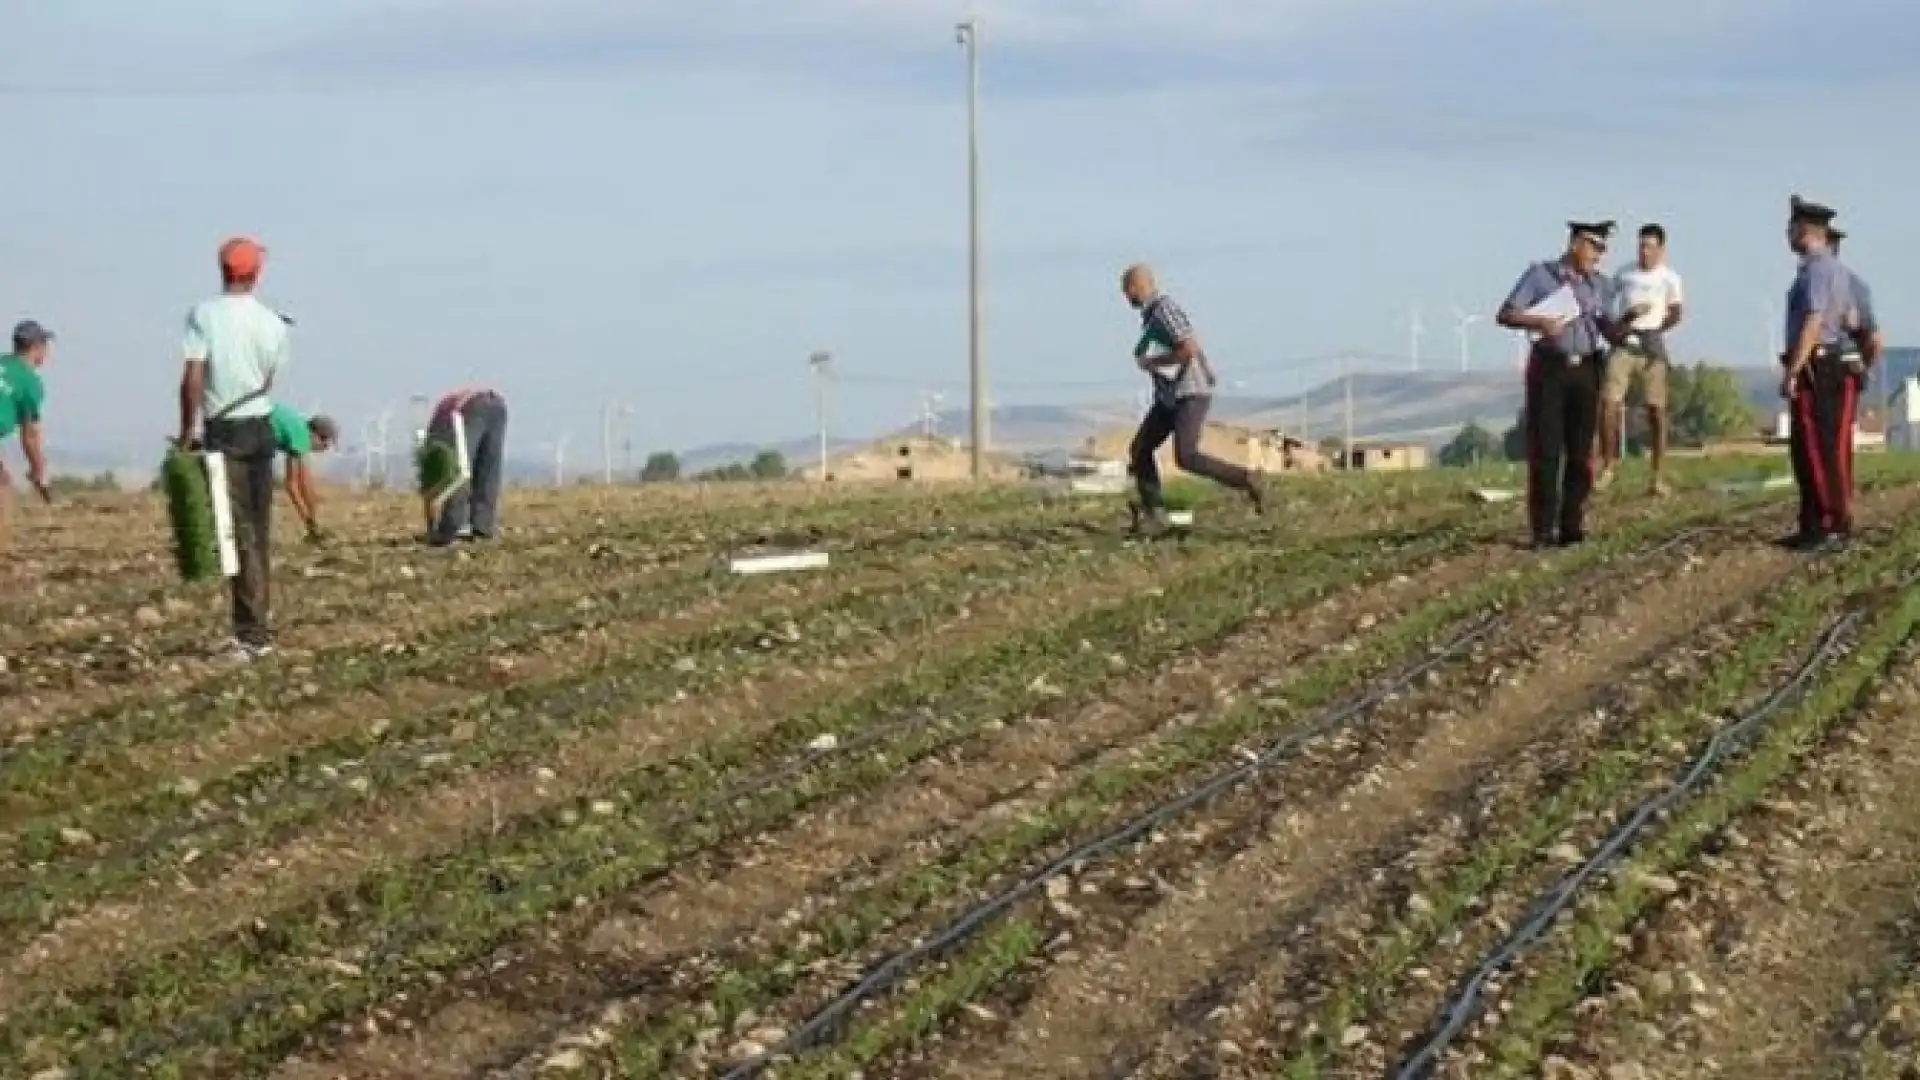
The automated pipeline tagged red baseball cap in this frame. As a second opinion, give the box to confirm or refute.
[218,237,266,277]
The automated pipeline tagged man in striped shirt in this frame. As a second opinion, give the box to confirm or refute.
[423,387,509,546]
[1121,264,1268,534]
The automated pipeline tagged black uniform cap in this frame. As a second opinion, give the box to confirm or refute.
[1567,220,1616,243]
[1789,195,1838,226]
[1830,227,1848,242]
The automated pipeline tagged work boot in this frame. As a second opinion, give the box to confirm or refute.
[1127,501,1168,538]
[1246,473,1274,516]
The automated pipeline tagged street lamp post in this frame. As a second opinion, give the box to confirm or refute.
[956,17,987,479]
[810,350,832,480]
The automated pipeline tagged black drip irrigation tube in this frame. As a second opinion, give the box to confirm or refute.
[1390,605,1868,1079]
[716,526,1713,1079]
[716,613,1506,1080]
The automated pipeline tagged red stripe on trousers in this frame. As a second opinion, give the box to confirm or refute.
[1795,382,1832,527]
[1837,372,1858,523]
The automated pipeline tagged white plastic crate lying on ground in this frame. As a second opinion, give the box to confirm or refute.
[729,551,831,576]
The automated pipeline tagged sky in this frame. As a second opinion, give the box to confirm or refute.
[5,0,1918,467]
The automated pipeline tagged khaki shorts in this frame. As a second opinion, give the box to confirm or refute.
[1603,344,1668,408]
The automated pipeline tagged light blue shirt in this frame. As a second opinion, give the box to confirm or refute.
[182,293,289,421]
[1850,270,1877,335]
[1784,249,1853,350]
[1502,259,1616,356]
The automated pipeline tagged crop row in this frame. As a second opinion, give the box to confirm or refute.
[1465,567,1920,1075]
[0,530,1192,940]
[723,501,1876,1080]
[2,487,1122,677]
[3,475,1494,824]
[0,509,1496,1076]
[561,500,1750,1076]
[1258,513,1920,1078]
[0,492,1143,814]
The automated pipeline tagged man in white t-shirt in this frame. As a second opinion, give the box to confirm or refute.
[175,237,292,659]
[1597,223,1684,495]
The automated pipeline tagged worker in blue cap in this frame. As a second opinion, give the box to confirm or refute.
[1495,221,1636,548]
[1779,196,1860,549]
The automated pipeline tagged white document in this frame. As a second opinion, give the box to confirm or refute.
[1523,285,1579,323]
[1140,346,1182,382]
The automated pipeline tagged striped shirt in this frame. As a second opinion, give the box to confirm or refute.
[1135,294,1213,407]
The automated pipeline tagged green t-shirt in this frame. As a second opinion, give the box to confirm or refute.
[267,402,311,458]
[0,354,46,441]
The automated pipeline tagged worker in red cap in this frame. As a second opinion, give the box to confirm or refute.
[176,236,294,661]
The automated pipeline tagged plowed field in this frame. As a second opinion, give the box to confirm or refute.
[5,463,1918,1080]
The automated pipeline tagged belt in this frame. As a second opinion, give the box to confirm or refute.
[1533,344,1601,367]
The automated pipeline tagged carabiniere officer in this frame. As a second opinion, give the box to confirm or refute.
[1496,220,1638,548]
[1779,196,1862,549]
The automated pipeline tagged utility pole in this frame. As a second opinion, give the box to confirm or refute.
[1343,356,1355,469]
[1410,305,1424,371]
[957,16,987,478]
[811,350,833,480]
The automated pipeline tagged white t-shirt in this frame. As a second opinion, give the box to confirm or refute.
[182,293,290,421]
[1613,263,1684,332]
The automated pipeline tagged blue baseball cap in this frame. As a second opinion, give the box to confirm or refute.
[11,320,53,347]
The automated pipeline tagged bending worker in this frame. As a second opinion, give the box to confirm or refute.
[1495,220,1637,548]
[0,320,53,506]
[1779,196,1862,549]
[421,386,509,546]
[266,402,339,543]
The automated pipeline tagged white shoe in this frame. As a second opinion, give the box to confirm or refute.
[219,639,275,663]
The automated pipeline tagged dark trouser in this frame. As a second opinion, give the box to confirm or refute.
[1788,350,1859,537]
[429,392,509,543]
[1130,394,1253,510]
[1523,345,1602,542]
[204,416,276,646]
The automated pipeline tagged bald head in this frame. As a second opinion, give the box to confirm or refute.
[1121,263,1157,309]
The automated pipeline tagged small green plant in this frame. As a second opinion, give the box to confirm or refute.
[415,439,459,498]
[159,445,218,582]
